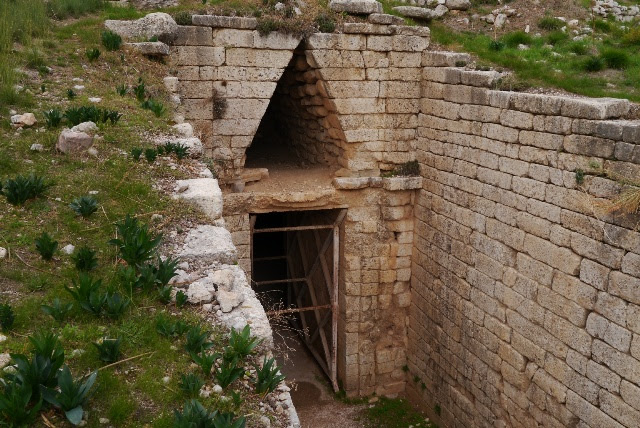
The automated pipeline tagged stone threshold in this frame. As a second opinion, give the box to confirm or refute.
[333,176,423,191]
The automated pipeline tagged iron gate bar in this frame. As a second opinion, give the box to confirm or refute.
[252,225,335,234]
[266,304,332,316]
[253,278,307,286]
[253,256,288,262]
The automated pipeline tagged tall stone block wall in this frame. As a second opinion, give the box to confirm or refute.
[410,51,640,428]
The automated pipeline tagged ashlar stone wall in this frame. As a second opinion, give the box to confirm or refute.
[410,50,640,428]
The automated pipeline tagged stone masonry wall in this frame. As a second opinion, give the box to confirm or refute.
[410,50,640,428]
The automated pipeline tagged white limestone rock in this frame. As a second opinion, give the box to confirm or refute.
[10,113,37,127]
[104,12,177,41]
[178,225,237,265]
[445,0,470,10]
[216,289,244,313]
[0,248,6,259]
[173,178,222,221]
[329,0,383,15]
[393,6,436,20]
[62,244,75,255]
[174,137,203,156]
[30,144,44,152]
[0,354,10,370]
[71,121,98,134]
[186,276,216,304]
[56,129,94,154]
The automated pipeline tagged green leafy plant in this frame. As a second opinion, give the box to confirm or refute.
[141,98,166,117]
[42,366,97,426]
[86,48,101,62]
[537,15,564,31]
[101,30,122,51]
[600,48,629,70]
[0,379,42,426]
[155,257,179,286]
[190,350,216,376]
[502,31,532,48]
[41,298,73,322]
[133,78,146,102]
[253,357,285,397]
[583,56,605,72]
[176,290,188,308]
[144,148,157,163]
[488,39,504,51]
[131,147,143,161]
[158,285,173,304]
[0,303,15,331]
[136,263,158,291]
[67,89,77,100]
[2,174,50,205]
[225,325,261,360]
[44,108,63,128]
[117,265,138,295]
[214,354,244,390]
[109,215,161,267]
[156,315,189,338]
[315,13,335,33]
[104,292,130,319]
[173,144,189,160]
[174,11,192,26]
[72,246,98,272]
[35,231,58,260]
[185,326,213,354]
[546,30,568,46]
[65,273,105,315]
[93,337,121,363]
[575,168,585,185]
[69,195,98,218]
[104,109,122,124]
[116,84,127,96]
[178,373,204,397]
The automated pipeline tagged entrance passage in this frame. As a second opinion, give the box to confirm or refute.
[250,209,346,392]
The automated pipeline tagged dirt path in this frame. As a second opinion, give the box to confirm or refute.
[274,327,368,428]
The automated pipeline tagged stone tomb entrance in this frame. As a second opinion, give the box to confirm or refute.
[250,209,346,392]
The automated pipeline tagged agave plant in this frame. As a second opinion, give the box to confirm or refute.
[41,366,97,426]
[34,232,58,261]
[72,246,98,272]
[0,379,42,426]
[109,215,161,268]
[2,174,50,205]
[178,373,204,398]
[225,325,262,360]
[65,274,105,315]
[93,337,121,363]
[41,298,73,322]
[253,357,285,397]
[69,195,98,218]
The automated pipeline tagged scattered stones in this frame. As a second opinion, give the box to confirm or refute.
[162,376,170,384]
[30,143,44,152]
[104,12,178,41]
[73,85,85,91]
[10,113,37,128]
[173,137,203,157]
[593,0,640,22]
[186,277,216,304]
[212,384,223,394]
[62,244,75,255]
[56,129,94,154]
[494,13,507,29]
[328,0,383,15]
[99,418,110,425]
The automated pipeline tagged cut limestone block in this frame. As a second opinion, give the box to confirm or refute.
[178,225,237,265]
[392,6,436,20]
[174,178,222,220]
[329,0,383,15]
[125,41,170,56]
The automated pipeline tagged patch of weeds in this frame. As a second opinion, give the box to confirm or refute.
[575,168,585,185]
[364,397,429,428]
[0,303,16,331]
[185,326,213,354]
[109,215,161,267]
[101,30,122,51]
[546,31,568,46]
[94,337,122,363]
[191,351,216,376]
[179,373,204,397]
[69,195,99,218]
[315,13,336,33]
[537,15,564,31]
[174,11,192,26]
[623,27,640,46]
[434,403,442,416]
[86,48,101,62]
[176,290,188,307]
[214,354,244,389]
[133,78,146,102]
[157,285,173,304]
[141,98,166,117]
[35,232,58,260]
[116,84,127,96]
[173,400,246,427]
[26,48,47,70]
[502,31,532,48]
[600,48,629,69]
[131,147,143,161]
[104,292,130,319]
[46,0,104,19]
[213,98,228,120]
[383,160,420,177]
[72,246,98,272]
[593,19,613,33]
[488,39,505,51]
[583,56,605,72]
[66,89,77,100]
[1,174,50,205]
[455,60,467,67]
[156,315,189,338]
[569,42,590,56]
[41,298,73,322]
[44,108,63,128]
[256,18,279,36]
[144,148,158,163]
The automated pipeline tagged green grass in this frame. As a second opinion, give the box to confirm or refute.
[430,22,640,102]
[363,397,436,428]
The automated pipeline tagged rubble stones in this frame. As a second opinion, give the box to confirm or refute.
[10,113,36,127]
[56,129,94,154]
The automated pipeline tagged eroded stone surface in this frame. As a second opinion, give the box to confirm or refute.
[329,0,383,14]
[178,225,237,265]
[56,129,94,153]
[105,12,177,41]
[174,178,222,220]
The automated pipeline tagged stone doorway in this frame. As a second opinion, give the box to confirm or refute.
[250,209,346,391]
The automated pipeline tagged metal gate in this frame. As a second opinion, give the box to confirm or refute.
[250,210,346,392]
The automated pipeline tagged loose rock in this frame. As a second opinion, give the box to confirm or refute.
[56,129,94,154]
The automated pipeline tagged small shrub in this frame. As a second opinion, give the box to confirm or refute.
[104,292,130,319]
[26,48,46,70]
[69,195,98,218]
[600,48,629,69]
[72,246,98,272]
[133,78,146,102]
[44,108,63,128]
[35,232,58,261]
[174,11,192,26]
[455,60,467,67]
[214,355,244,389]
[569,42,590,56]
[67,89,77,100]
[65,273,105,315]
[144,148,158,163]
[315,13,335,33]
[489,40,505,51]
[622,27,640,46]
[176,290,188,308]
[537,15,564,31]
[179,373,204,397]
[0,303,15,331]
[41,298,73,322]
[86,48,101,62]
[155,257,179,286]
[253,357,285,397]
[101,30,122,51]
[136,263,158,291]
[41,367,97,426]
[141,98,166,117]
[190,351,216,376]
[131,147,143,161]
[185,326,213,354]
[94,337,121,363]
[116,84,127,96]
[583,56,605,72]
[2,174,50,205]
[502,31,532,48]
